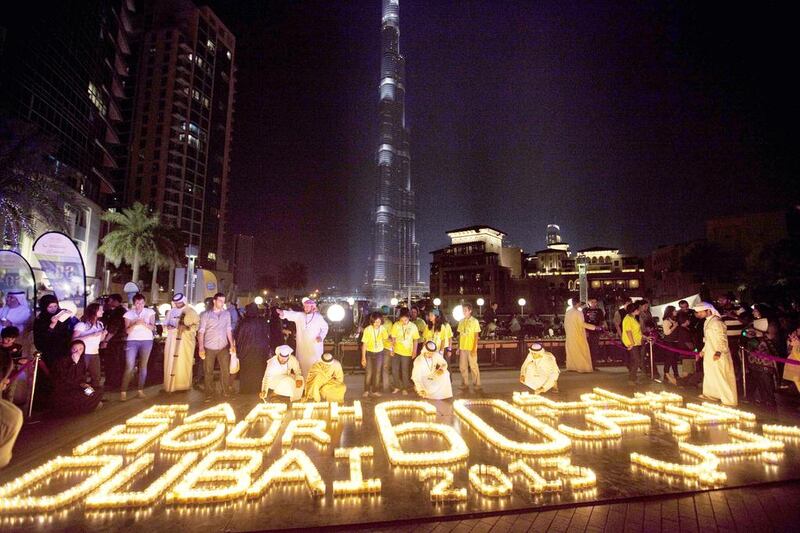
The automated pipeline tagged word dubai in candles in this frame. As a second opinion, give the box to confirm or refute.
[1,390,799,517]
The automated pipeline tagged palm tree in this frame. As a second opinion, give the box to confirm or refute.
[278,261,309,299]
[0,117,78,248]
[99,202,160,284]
[148,225,186,302]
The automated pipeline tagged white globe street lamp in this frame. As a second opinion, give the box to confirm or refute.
[518,298,527,316]
[326,304,345,323]
[326,303,346,360]
[452,304,465,322]
[390,297,399,306]
[254,296,264,306]
[346,297,355,306]
[193,303,206,314]
[433,297,441,307]
[476,297,485,316]
[158,303,171,317]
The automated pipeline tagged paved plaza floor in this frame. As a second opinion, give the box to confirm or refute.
[1,367,799,531]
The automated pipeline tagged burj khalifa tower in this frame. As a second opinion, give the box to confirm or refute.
[368,0,423,304]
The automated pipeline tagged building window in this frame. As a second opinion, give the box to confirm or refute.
[87,83,107,116]
[207,252,217,261]
[629,279,640,289]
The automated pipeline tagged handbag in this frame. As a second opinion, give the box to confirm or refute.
[229,352,240,374]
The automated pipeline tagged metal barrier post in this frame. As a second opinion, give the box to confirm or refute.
[649,338,655,381]
[27,352,41,419]
[740,346,747,400]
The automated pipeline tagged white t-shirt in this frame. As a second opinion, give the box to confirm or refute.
[123,308,156,341]
[73,321,105,354]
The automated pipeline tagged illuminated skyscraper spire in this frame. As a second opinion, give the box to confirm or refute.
[368,0,422,303]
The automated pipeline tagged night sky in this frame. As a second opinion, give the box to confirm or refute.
[208,0,797,290]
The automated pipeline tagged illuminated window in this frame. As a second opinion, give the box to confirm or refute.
[88,83,107,116]
[629,279,640,289]
[207,252,217,260]
[206,39,216,51]
[591,280,601,288]
[226,50,231,60]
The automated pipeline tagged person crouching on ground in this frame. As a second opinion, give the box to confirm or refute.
[520,342,560,394]
[52,340,103,416]
[412,340,452,400]
[260,345,303,402]
[305,352,346,402]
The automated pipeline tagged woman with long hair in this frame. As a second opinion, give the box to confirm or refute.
[423,309,453,356]
[660,305,680,380]
[72,302,107,390]
[662,306,678,336]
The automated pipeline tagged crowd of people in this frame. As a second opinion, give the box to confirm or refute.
[2,287,800,471]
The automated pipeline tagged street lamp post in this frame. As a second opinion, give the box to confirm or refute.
[185,245,199,304]
[476,297,485,317]
[326,303,345,362]
[518,297,526,317]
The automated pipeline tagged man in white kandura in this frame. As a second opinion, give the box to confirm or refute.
[260,345,304,402]
[693,302,737,406]
[564,299,598,373]
[0,291,32,353]
[412,340,453,400]
[277,299,328,377]
[520,342,560,394]
[163,293,200,392]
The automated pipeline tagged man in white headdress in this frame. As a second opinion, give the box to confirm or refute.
[305,352,346,402]
[260,345,304,401]
[693,302,737,406]
[163,293,200,392]
[0,291,32,355]
[278,300,328,377]
[0,291,32,337]
[520,342,560,394]
[412,340,453,400]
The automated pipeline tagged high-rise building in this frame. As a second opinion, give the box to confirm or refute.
[229,233,255,293]
[127,0,235,270]
[0,0,136,287]
[368,0,424,304]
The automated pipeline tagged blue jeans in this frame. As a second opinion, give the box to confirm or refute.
[364,350,384,393]
[123,340,153,391]
[391,355,412,391]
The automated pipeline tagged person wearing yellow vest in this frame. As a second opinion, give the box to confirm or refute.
[380,309,394,391]
[389,308,420,394]
[457,304,482,391]
[360,312,388,397]
[423,309,453,353]
[622,302,643,385]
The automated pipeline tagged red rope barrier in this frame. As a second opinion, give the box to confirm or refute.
[748,350,800,366]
